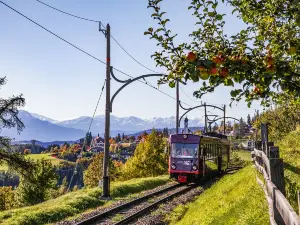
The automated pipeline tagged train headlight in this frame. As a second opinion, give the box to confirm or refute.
[192,165,198,171]
[171,164,176,170]
[183,134,188,139]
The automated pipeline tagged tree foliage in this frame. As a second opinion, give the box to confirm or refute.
[122,129,168,179]
[83,153,119,187]
[145,0,300,107]
[18,159,58,206]
[254,95,300,141]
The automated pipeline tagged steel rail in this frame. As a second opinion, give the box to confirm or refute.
[114,184,197,225]
[75,183,182,225]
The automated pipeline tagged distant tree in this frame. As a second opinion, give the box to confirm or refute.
[247,114,252,126]
[162,128,169,137]
[85,132,93,146]
[239,118,247,136]
[121,133,125,141]
[116,133,121,142]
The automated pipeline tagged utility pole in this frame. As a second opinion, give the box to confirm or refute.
[204,102,207,133]
[223,104,226,135]
[176,80,179,134]
[102,23,110,198]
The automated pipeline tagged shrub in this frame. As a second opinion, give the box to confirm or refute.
[0,186,16,210]
[17,159,58,206]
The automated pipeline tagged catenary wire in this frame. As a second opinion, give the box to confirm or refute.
[0,1,190,106]
[67,80,106,191]
[34,0,160,74]
[35,0,100,23]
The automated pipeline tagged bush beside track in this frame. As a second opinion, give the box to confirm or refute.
[167,166,269,225]
[278,129,300,212]
[0,175,169,225]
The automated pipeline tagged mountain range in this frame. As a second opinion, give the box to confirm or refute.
[2,110,203,142]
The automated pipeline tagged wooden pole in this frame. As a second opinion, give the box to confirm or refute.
[176,80,179,134]
[102,23,111,198]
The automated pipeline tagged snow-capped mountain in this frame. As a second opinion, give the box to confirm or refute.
[56,115,203,134]
[1,111,85,142]
[29,112,59,124]
[1,111,203,142]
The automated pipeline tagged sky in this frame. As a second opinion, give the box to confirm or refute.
[0,0,263,124]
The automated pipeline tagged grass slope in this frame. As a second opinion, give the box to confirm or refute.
[0,175,169,225]
[168,166,269,225]
[277,129,300,212]
[0,154,63,171]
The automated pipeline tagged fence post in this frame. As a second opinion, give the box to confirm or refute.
[269,146,286,224]
[269,146,285,195]
[298,190,300,216]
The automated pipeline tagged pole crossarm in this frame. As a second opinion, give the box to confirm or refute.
[110,68,164,112]
[209,116,239,123]
[179,104,225,125]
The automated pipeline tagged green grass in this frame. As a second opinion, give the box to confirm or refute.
[277,129,300,212]
[0,175,169,225]
[235,150,252,161]
[0,154,63,171]
[167,166,269,225]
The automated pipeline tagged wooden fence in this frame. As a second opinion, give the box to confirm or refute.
[251,124,300,225]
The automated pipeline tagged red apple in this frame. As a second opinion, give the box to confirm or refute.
[197,65,206,72]
[210,67,218,76]
[186,52,197,62]
[253,86,261,94]
[220,68,229,77]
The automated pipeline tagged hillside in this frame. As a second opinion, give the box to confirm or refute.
[277,128,300,211]
[1,111,86,142]
[167,166,269,225]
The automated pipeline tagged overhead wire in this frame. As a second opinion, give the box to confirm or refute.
[34,0,160,74]
[67,80,106,191]
[0,1,192,106]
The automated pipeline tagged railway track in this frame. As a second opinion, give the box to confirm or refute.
[76,183,196,225]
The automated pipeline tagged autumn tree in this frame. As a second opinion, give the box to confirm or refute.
[145,0,300,107]
[84,153,119,187]
[122,129,168,179]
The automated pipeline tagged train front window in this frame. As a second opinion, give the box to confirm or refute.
[171,143,198,158]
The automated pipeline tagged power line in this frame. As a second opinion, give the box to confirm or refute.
[0,1,106,65]
[68,80,106,191]
[1,1,190,106]
[180,86,203,103]
[34,0,160,74]
[35,0,100,23]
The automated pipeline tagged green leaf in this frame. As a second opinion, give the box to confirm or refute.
[216,14,223,20]
[169,81,176,88]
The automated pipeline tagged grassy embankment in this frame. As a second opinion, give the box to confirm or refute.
[167,151,270,225]
[277,129,300,212]
[0,175,169,225]
[0,153,63,171]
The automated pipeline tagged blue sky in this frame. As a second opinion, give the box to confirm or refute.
[0,0,263,124]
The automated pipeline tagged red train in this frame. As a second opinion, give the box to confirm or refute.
[168,132,230,183]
